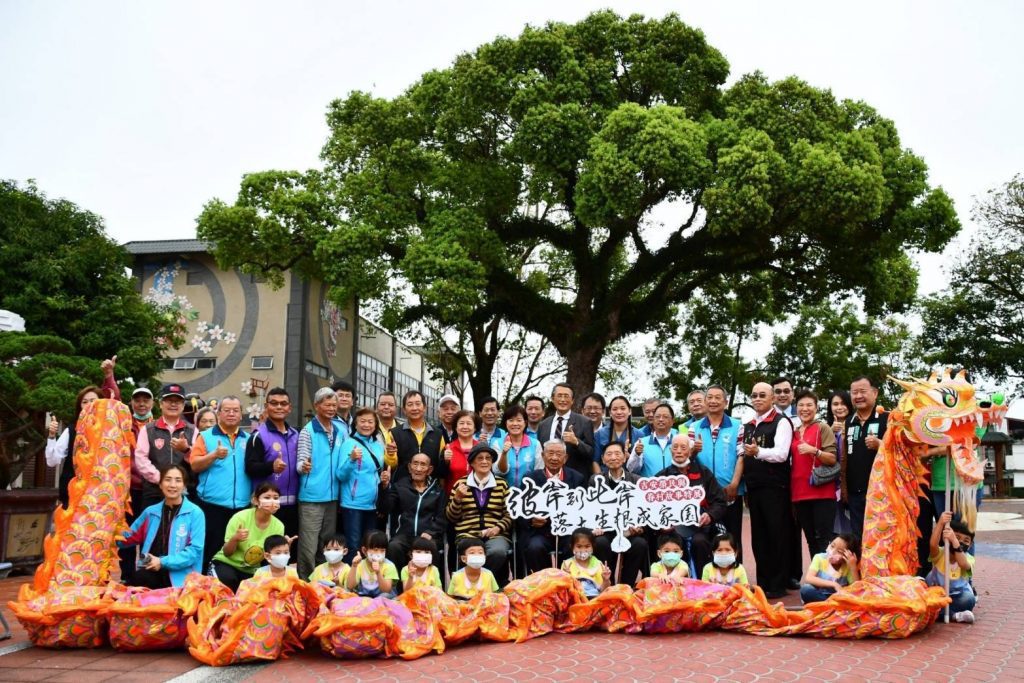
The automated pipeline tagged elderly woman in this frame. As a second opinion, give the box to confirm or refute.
[120,463,205,589]
[445,443,512,584]
[296,387,345,579]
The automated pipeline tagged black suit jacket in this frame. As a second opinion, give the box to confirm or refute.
[537,411,595,478]
[518,467,585,540]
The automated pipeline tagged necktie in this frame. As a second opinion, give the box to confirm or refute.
[555,416,564,440]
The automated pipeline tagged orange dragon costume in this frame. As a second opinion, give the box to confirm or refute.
[11,374,1000,661]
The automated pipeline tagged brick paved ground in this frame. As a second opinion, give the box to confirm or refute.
[1,506,1022,682]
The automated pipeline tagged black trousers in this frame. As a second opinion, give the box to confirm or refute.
[196,499,242,573]
[788,508,803,583]
[848,491,868,541]
[524,531,569,573]
[211,560,254,593]
[593,533,649,587]
[916,487,934,578]
[747,487,794,594]
[130,567,172,589]
[795,498,837,558]
[720,498,745,562]
[118,488,145,583]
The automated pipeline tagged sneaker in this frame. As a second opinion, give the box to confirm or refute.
[953,610,975,624]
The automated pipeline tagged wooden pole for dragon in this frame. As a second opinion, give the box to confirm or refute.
[944,452,952,624]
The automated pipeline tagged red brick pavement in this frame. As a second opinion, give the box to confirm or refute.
[0,510,1022,682]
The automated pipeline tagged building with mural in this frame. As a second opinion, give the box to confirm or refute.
[125,239,443,424]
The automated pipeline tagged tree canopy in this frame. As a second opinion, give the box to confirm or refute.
[920,175,1024,392]
[0,180,183,399]
[198,11,959,395]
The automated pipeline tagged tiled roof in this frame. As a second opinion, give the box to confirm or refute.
[123,239,210,254]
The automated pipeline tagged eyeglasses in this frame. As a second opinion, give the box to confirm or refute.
[774,388,792,394]
[267,400,290,407]
[750,393,770,399]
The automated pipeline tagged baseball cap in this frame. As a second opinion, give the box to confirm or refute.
[160,383,187,400]
[131,387,153,399]
[439,393,461,408]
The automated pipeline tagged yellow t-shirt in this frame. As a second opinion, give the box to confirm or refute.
[700,563,749,586]
[447,568,499,599]
[561,556,604,596]
[309,561,350,586]
[353,558,399,590]
[400,565,442,590]
[254,565,299,579]
[650,561,689,579]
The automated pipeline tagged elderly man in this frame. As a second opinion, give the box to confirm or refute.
[588,441,649,587]
[392,390,445,482]
[655,434,727,575]
[296,387,346,579]
[520,440,585,573]
[742,381,795,598]
[683,389,706,427]
[188,395,251,573]
[691,385,745,560]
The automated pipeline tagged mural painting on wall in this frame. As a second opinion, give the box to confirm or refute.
[144,262,238,356]
[321,299,346,358]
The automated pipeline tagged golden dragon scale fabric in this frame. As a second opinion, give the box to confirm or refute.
[861,369,987,578]
[8,382,963,659]
[8,399,134,648]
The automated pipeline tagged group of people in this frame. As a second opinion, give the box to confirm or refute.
[44,363,977,621]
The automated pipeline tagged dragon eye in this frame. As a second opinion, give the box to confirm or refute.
[941,387,958,408]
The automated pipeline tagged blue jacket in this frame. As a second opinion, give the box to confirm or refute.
[593,424,645,466]
[120,498,205,587]
[627,429,678,477]
[299,417,347,503]
[337,433,385,510]
[196,426,251,509]
[693,414,745,495]
[492,434,539,488]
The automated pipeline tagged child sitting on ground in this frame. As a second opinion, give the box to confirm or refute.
[400,537,443,592]
[800,533,860,604]
[346,530,398,598]
[448,537,499,600]
[650,531,689,581]
[308,534,350,587]
[926,510,977,623]
[701,533,749,586]
[254,534,299,579]
[560,527,611,598]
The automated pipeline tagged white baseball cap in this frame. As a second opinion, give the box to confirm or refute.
[439,393,461,408]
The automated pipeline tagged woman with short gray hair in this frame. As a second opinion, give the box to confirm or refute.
[296,387,346,579]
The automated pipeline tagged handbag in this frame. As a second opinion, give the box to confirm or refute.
[809,421,840,486]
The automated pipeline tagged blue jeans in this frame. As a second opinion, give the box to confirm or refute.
[341,508,379,564]
[800,584,836,604]
[949,585,977,613]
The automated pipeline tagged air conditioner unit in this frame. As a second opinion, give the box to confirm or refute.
[173,358,197,370]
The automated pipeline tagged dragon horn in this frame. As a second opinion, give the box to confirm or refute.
[889,375,916,392]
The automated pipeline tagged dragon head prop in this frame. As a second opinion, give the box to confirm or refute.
[889,368,983,449]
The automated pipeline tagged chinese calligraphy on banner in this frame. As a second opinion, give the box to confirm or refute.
[506,475,705,552]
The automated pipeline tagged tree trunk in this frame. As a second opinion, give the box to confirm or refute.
[565,344,604,399]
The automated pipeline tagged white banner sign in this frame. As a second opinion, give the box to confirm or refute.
[506,474,705,552]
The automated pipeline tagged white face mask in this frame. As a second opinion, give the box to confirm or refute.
[675,458,690,470]
[368,552,386,563]
[268,554,290,569]
[324,550,345,565]
[411,552,433,568]
[574,550,592,562]
[465,555,486,569]
[714,553,736,568]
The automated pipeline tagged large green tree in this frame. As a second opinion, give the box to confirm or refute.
[0,180,184,384]
[199,11,958,395]
[920,175,1024,392]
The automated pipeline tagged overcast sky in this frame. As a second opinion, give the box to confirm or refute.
[3,1,1022,401]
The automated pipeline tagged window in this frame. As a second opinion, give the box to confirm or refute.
[185,270,202,285]
[357,352,390,408]
[395,370,420,417]
[422,383,441,422]
[250,273,267,284]
[305,360,329,379]
[170,357,216,370]
[251,356,274,370]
